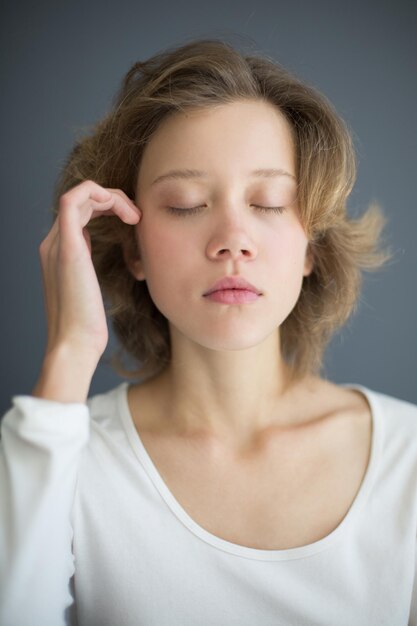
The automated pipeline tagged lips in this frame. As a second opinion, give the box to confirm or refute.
[203,276,262,296]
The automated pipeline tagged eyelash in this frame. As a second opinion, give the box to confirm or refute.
[166,205,286,216]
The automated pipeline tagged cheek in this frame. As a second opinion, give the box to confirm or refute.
[266,225,308,276]
[137,221,200,319]
[137,219,195,287]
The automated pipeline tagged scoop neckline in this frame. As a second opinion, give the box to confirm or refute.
[116,381,382,562]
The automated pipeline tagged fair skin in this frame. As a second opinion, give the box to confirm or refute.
[28,85,369,547]
[125,100,318,445]
[124,98,371,442]
[123,99,372,549]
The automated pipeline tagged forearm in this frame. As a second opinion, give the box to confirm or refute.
[32,343,99,404]
[0,393,90,625]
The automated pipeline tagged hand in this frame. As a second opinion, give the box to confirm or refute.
[38,179,141,366]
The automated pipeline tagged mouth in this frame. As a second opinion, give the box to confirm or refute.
[203,288,261,304]
[203,276,262,296]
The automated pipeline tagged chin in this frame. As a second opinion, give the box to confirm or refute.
[169,321,281,352]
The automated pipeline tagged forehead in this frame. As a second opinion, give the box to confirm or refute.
[137,100,296,188]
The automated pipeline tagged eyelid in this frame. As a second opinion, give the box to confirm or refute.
[253,205,286,214]
[166,205,205,215]
[166,205,286,216]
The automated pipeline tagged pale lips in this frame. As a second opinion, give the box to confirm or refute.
[203,276,262,296]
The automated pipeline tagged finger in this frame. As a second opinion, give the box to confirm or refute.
[81,193,141,225]
[88,200,141,224]
[58,181,141,225]
[59,180,113,208]
[62,182,141,221]
[59,186,140,228]
[58,192,139,258]
[105,188,141,214]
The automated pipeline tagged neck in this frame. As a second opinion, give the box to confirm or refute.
[149,328,317,449]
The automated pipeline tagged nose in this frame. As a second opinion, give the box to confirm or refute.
[206,224,257,263]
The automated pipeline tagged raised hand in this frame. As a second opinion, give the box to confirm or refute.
[33,180,141,402]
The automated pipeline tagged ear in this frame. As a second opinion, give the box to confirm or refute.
[303,244,314,277]
[122,236,146,282]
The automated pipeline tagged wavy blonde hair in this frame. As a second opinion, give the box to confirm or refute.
[51,37,394,385]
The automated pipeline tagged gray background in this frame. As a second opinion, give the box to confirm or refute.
[1,0,416,415]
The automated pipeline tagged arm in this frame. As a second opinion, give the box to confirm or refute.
[409,540,417,625]
[0,181,140,625]
[0,394,89,626]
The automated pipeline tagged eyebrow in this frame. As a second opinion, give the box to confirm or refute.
[151,168,296,186]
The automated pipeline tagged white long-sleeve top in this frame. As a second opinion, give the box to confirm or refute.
[1,381,417,626]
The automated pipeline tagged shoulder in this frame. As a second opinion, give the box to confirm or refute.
[359,387,417,508]
[86,382,127,430]
[326,377,417,427]
[354,385,417,469]
[364,385,417,428]
[321,379,417,451]
[76,382,132,468]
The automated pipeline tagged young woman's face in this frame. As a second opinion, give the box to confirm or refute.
[129,99,313,351]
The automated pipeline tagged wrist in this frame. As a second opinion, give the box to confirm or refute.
[32,343,99,403]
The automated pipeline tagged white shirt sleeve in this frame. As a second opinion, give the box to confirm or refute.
[0,395,90,626]
[409,538,417,625]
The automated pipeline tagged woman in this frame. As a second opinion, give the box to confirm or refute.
[1,38,416,625]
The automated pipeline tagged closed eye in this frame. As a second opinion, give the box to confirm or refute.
[253,205,286,214]
[166,205,286,216]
